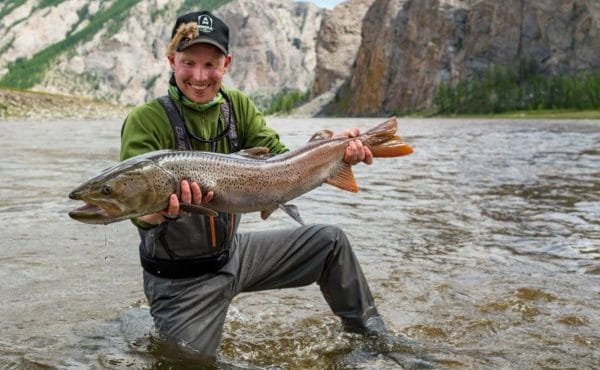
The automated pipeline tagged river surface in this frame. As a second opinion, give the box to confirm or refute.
[0,118,598,369]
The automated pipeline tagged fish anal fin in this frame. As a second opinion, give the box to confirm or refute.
[326,163,359,193]
[180,203,219,217]
[261,208,276,220]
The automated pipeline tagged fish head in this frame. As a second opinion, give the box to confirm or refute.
[68,157,177,224]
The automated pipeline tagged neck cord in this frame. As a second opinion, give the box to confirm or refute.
[175,88,231,152]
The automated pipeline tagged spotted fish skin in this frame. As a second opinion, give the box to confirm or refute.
[68,117,413,225]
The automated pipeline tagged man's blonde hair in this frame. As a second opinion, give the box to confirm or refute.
[166,22,198,56]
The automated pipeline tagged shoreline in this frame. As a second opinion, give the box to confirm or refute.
[0,87,130,120]
[425,109,600,120]
[1,87,598,121]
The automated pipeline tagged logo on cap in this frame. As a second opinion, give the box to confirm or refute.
[198,14,213,33]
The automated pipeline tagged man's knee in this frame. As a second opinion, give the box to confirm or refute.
[312,224,350,251]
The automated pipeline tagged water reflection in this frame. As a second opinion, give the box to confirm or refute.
[0,118,598,369]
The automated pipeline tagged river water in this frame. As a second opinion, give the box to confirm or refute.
[0,117,598,369]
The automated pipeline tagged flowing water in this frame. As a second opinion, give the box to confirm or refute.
[0,118,598,369]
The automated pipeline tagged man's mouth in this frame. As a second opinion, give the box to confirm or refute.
[189,83,210,91]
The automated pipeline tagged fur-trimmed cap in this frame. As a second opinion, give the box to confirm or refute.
[166,11,229,56]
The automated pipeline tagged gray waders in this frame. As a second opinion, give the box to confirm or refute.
[142,224,385,358]
[139,93,386,358]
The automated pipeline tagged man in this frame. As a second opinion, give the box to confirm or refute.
[120,10,388,360]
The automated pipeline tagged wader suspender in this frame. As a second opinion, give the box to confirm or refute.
[143,94,238,278]
[156,95,240,152]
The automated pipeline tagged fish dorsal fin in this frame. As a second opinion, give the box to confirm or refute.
[326,163,359,193]
[234,147,273,160]
[309,129,334,142]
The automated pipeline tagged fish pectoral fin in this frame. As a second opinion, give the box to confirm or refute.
[326,163,359,193]
[180,203,219,217]
[278,203,305,225]
[309,129,334,142]
[234,147,273,160]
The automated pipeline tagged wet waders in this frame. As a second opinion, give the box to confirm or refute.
[137,94,385,357]
[143,224,384,357]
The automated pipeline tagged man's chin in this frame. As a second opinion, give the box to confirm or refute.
[186,91,214,104]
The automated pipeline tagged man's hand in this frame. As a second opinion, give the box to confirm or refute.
[137,180,214,225]
[334,128,373,165]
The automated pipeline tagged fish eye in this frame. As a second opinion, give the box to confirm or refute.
[101,185,113,195]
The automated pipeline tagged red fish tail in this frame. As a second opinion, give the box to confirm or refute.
[362,117,413,158]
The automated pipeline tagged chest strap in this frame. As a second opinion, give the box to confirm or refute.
[157,95,239,152]
[157,95,192,150]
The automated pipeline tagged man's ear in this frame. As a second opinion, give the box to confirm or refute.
[167,54,176,70]
[223,54,232,72]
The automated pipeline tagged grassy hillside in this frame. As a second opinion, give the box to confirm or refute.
[0,0,143,90]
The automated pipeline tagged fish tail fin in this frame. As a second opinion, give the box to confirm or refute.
[362,117,413,158]
[326,162,359,193]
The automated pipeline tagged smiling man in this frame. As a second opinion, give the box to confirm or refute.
[119,10,389,362]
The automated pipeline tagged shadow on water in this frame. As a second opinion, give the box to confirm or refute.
[0,118,599,369]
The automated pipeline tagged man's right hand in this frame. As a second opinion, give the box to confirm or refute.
[137,180,214,225]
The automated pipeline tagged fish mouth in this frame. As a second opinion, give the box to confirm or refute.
[68,193,124,224]
[69,203,111,222]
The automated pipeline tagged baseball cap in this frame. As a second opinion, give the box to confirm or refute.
[170,10,229,55]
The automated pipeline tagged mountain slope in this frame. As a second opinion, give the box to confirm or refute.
[0,0,324,107]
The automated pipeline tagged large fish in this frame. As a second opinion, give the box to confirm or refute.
[68,117,413,225]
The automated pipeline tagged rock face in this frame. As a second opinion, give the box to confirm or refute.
[311,0,375,97]
[0,0,325,106]
[342,0,600,116]
[218,0,323,94]
[1,0,598,116]
[41,0,179,105]
[0,0,93,73]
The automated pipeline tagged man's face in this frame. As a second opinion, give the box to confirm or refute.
[168,43,231,104]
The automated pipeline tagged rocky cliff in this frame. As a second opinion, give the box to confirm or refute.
[0,0,328,107]
[218,0,323,94]
[339,0,600,116]
[1,0,598,117]
[311,0,376,97]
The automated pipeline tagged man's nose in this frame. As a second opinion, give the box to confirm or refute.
[192,66,208,80]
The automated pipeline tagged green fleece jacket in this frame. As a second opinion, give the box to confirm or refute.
[120,86,288,161]
[120,85,288,230]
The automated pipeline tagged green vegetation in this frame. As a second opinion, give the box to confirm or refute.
[0,0,142,90]
[0,0,27,21]
[452,109,600,120]
[144,74,161,91]
[0,0,235,91]
[36,0,64,9]
[433,62,600,115]
[262,89,310,115]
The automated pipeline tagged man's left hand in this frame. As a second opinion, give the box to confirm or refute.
[334,128,373,165]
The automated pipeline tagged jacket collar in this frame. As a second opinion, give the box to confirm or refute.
[167,82,225,112]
